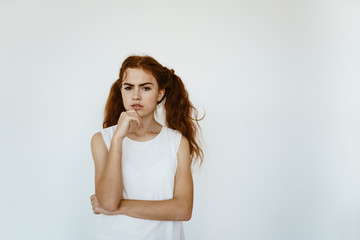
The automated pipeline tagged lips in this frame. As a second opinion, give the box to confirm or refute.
[131,104,143,110]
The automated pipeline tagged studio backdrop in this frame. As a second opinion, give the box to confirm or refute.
[0,0,359,239]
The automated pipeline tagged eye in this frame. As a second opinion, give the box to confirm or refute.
[124,86,132,90]
[142,87,151,91]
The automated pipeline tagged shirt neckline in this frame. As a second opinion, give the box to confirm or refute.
[124,125,164,143]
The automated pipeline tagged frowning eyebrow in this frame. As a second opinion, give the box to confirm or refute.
[123,82,154,87]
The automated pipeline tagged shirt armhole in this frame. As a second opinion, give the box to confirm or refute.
[100,130,110,151]
[175,132,183,154]
[173,132,183,175]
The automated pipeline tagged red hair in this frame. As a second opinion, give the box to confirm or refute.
[103,55,204,165]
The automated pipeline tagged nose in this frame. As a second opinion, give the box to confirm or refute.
[132,88,141,100]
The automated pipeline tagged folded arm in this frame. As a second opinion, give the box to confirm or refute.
[91,136,193,221]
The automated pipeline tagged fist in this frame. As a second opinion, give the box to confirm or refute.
[114,110,143,140]
[90,194,115,215]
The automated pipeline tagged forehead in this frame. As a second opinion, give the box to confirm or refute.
[122,68,157,84]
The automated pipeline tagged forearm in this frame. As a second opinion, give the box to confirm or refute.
[96,138,124,210]
[113,198,191,221]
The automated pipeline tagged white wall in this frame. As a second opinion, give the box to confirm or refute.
[1,0,359,239]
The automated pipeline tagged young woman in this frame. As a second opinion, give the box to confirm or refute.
[90,55,204,240]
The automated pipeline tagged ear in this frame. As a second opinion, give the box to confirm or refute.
[157,89,165,101]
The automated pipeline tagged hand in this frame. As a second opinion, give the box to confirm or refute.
[113,110,143,140]
[90,194,116,215]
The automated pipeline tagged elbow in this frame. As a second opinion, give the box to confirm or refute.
[95,188,122,212]
[184,209,192,221]
[97,196,121,212]
[179,206,192,221]
[175,198,193,221]
[183,214,192,221]
[102,202,119,212]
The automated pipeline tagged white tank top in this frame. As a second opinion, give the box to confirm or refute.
[95,124,185,240]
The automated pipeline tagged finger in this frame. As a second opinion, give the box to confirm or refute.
[138,117,143,129]
[93,207,100,214]
[127,109,139,118]
[136,118,143,130]
[129,117,142,130]
[132,110,143,127]
[127,110,142,121]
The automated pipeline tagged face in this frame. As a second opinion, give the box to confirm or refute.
[120,68,165,118]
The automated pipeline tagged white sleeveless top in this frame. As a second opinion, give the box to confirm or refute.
[95,124,185,240]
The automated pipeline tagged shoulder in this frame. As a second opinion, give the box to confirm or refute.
[91,131,103,146]
[177,135,190,156]
[175,135,192,178]
[100,125,117,136]
[163,126,182,138]
[94,125,117,150]
[164,126,190,163]
[91,131,107,154]
[163,126,184,152]
[90,125,116,156]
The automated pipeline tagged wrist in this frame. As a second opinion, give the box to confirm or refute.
[113,133,125,143]
[111,135,124,147]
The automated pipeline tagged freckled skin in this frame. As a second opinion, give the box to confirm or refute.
[121,68,164,119]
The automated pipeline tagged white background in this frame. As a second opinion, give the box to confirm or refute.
[1,0,359,239]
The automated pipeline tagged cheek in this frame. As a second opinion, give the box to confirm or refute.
[142,91,157,99]
[121,92,130,103]
[150,93,161,102]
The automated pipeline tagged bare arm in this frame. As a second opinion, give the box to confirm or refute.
[91,110,143,211]
[91,135,194,221]
[91,133,124,211]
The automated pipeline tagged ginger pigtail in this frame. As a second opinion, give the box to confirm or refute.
[103,80,125,128]
[164,69,204,165]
